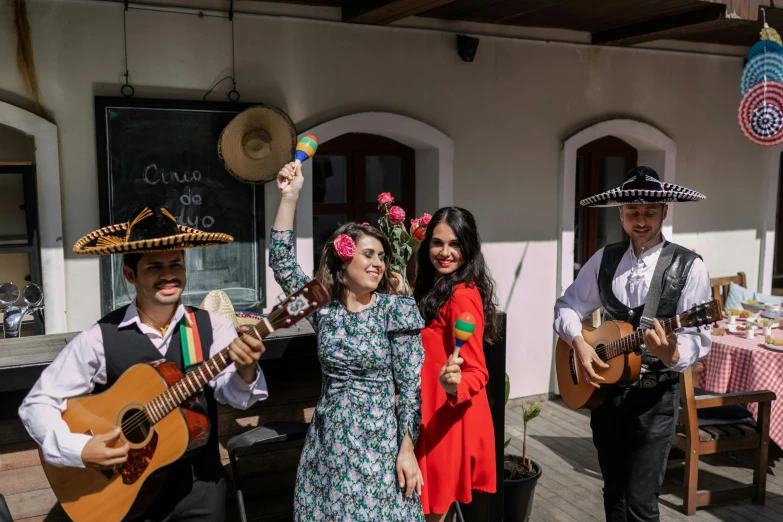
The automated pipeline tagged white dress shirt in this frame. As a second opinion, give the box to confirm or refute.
[18,302,269,468]
[554,240,712,373]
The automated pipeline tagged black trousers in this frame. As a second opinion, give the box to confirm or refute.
[590,379,680,522]
[132,463,227,522]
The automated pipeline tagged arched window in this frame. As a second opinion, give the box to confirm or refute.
[311,133,415,265]
[574,136,637,278]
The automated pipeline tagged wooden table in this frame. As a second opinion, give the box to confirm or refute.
[699,322,783,448]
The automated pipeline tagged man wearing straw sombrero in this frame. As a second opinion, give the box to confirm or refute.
[553,167,712,522]
[19,205,269,521]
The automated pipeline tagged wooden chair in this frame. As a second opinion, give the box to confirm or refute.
[709,272,746,311]
[672,367,775,515]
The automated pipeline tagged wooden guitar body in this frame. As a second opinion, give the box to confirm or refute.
[37,279,332,522]
[40,361,208,522]
[556,321,641,410]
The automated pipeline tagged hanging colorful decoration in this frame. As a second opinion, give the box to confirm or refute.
[740,53,783,94]
[748,39,783,60]
[738,10,783,146]
[738,81,783,145]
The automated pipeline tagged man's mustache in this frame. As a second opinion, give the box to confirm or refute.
[155,279,182,289]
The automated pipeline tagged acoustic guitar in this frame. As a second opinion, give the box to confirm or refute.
[555,299,720,410]
[39,279,329,522]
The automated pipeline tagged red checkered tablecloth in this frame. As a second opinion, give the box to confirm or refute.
[699,323,783,448]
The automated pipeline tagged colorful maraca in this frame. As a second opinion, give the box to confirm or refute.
[294,134,318,167]
[453,312,476,360]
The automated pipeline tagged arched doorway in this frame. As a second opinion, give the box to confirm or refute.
[558,119,677,299]
[311,133,415,266]
[0,101,66,332]
[262,112,454,310]
[574,136,637,280]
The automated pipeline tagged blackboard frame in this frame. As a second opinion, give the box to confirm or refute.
[94,96,265,316]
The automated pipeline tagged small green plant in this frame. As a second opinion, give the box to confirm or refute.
[503,373,541,473]
[522,402,541,473]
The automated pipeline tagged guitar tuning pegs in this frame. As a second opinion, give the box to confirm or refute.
[276,294,286,304]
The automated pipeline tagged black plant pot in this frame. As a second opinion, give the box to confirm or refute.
[503,455,541,522]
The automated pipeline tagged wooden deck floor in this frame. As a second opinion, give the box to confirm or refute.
[505,400,783,522]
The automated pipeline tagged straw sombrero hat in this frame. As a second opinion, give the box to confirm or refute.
[580,166,706,208]
[218,105,296,184]
[73,205,233,255]
[200,290,264,330]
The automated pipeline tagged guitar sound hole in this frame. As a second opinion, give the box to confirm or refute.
[121,408,151,444]
[594,344,608,364]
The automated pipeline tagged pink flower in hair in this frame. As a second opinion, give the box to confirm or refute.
[388,206,406,225]
[377,192,394,205]
[333,234,356,261]
[362,222,370,226]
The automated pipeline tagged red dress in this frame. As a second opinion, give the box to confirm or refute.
[415,283,496,514]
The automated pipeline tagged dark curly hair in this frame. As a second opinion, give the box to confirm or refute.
[413,207,501,344]
[315,222,395,303]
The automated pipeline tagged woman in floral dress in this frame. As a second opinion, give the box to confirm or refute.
[271,161,425,521]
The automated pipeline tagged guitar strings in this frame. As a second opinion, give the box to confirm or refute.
[599,317,678,362]
[120,302,288,437]
[119,302,294,439]
[119,305,285,438]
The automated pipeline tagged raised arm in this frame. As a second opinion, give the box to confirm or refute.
[269,163,320,327]
[273,161,303,231]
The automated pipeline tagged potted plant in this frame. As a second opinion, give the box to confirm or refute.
[503,374,542,522]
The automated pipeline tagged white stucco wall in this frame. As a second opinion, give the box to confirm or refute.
[0,0,769,398]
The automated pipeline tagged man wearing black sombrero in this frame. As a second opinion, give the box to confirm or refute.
[554,167,712,521]
[19,205,269,521]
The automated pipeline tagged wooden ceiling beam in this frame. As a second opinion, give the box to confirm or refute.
[343,0,459,25]
[592,4,733,46]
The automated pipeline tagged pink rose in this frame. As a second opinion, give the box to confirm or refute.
[362,222,369,226]
[377,192,394,205]
[420,213,432,227]
[333,234,356,261]
[388,206,406,225]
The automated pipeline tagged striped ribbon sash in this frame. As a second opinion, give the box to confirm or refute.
[180,307,204,369]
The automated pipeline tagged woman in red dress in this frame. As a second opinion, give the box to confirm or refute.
[413,207,501,521]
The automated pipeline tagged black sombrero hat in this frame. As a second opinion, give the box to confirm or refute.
[73,205,233,256]
[580,166,706,208]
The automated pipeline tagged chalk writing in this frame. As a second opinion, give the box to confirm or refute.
[143,164,202,185]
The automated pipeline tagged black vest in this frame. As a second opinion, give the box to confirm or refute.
[598,241,700,372]
[95,305,222,478]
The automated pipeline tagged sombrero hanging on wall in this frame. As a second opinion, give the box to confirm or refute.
[73,205,233,255]
[218,104,297,184]
[579,166,706,208]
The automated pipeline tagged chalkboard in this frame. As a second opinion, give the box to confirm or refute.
[95,97,267,315]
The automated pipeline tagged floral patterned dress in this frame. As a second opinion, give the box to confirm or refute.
[270,229,426,522]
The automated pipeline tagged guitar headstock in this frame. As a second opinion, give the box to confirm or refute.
[269,279,330,329]
[683,299,722,328]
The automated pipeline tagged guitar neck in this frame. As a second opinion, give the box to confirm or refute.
[602,315,681,360]
[143,320,271,424]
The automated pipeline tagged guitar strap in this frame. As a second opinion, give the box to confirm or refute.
[638,242,676,331]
